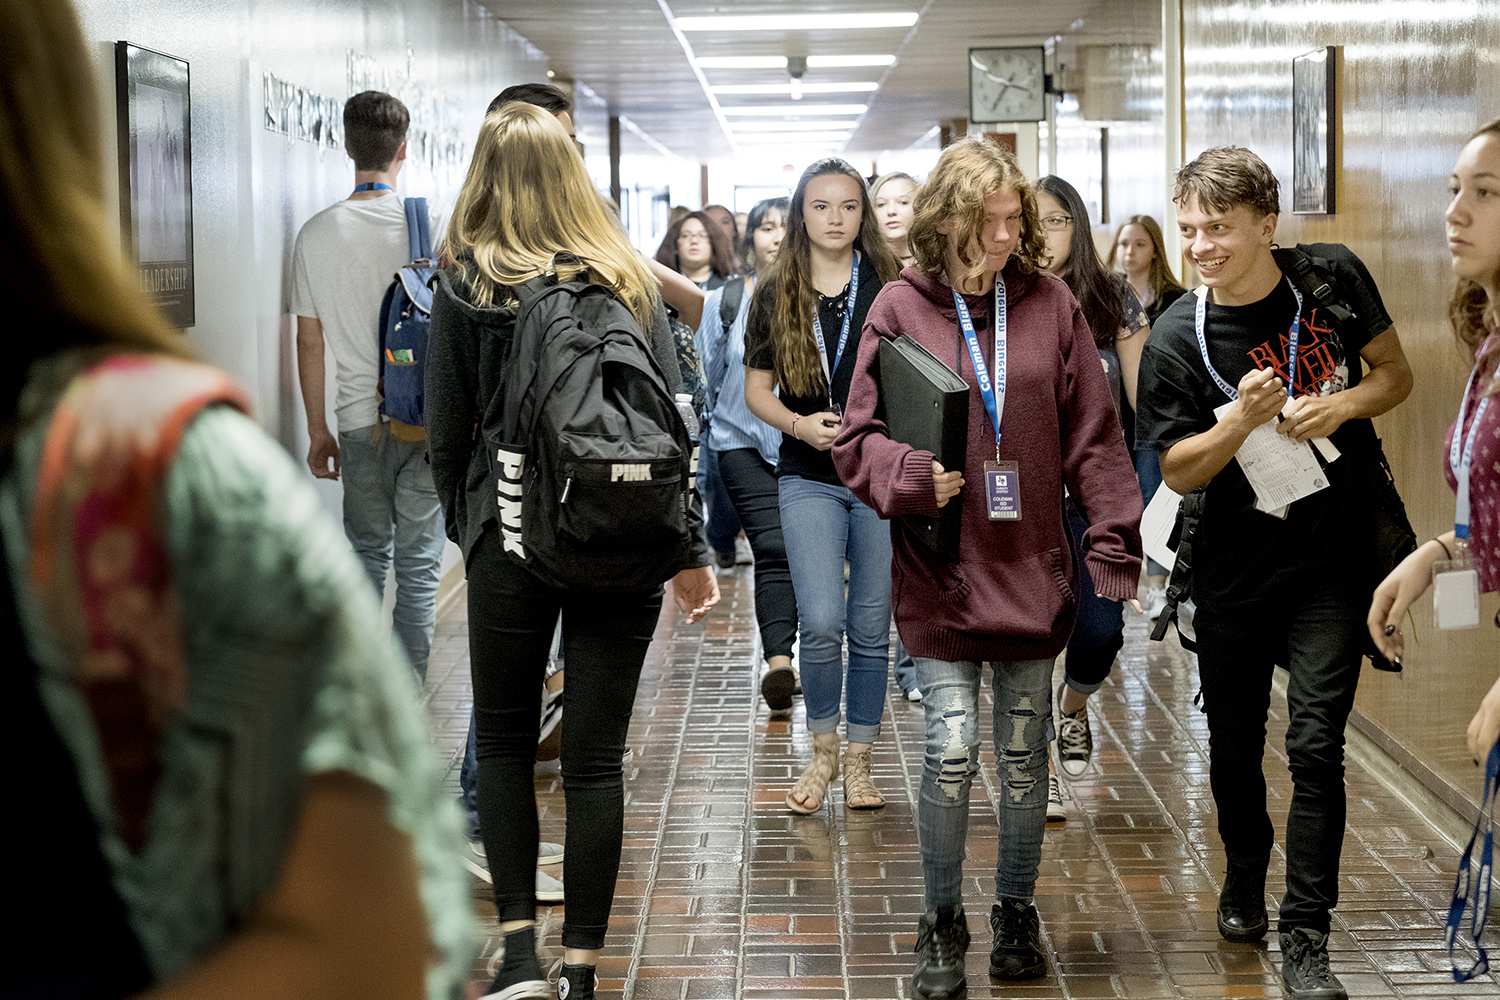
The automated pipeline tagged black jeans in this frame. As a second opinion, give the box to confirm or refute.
[1193,584,1364,934]
[1062,507,1125,694]
[467,527,662,949]
[717,447,797,660]
[700,443,743,557]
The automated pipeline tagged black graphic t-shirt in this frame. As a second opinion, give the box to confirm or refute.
[1135,243,1394,608]
[744,255,882,484]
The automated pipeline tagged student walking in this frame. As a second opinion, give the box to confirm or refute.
[426,101,718,1000]
[836,138,1142,998]
[744,158,900,812]
[873,171,920,269]
[1137,146,1412,1000]
[292,89,445,683]
[696,197,802,709]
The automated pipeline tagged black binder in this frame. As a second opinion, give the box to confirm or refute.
[877,335,970,556]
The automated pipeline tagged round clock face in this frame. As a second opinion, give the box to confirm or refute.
[969,47,1045,123]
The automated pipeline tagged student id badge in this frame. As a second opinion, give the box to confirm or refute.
[1434,552,1481,630]
[984,460,1021,521]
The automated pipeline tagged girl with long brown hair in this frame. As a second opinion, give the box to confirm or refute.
[743,158,899,813]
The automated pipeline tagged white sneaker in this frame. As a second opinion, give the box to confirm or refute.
[538,841,564,866]
[535,868,564,904]
[462,839,491,882]
[906,687,923,703]
[1046,773,1066,824]
[1143,583,1168,620]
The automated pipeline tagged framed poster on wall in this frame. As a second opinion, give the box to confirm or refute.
[1292,46,1336,215]
[115,42,195,327]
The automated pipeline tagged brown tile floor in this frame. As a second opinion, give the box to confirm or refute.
[425,566,1500,999]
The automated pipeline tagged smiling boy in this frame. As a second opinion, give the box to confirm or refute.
[1136,146,1412,1000]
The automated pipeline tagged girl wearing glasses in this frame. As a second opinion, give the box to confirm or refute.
[1035,175,1149,813]
[656,210,738,291]
[744,159,900,813]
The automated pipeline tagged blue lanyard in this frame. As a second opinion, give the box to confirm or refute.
[811,251,860,401]
[1447,739,1498,982]
[1450,354,1493,541]
[353,182,393,193]
[1192,279,1304,400]
[952,279,1006,454]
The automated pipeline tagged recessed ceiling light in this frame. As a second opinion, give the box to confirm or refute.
[729,120,860,132]
[678,13,917,31]
[711,82,879,95]
[807,54,898,68]
[720,104,868,116]
[694,56,789,69]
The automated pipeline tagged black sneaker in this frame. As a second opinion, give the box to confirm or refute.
[989,897,1045,979]
[760,665,796,711]
[480,925,550,999]
[1279,927,1347,999]
[1216,854,1269,942]
[1055,681,1093,778]
[912,907,970,1000]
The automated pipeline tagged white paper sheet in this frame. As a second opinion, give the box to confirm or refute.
[1140,482,1183,572]
[1214,401,1330,513]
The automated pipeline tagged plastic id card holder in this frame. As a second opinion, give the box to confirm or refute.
[984,460,1021,521]
[1434,556,1482,630]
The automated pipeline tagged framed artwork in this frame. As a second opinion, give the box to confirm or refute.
[115,42,195,327]
[1292,46,1336,215]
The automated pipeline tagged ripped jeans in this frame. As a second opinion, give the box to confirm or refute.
[912,656,1054,910]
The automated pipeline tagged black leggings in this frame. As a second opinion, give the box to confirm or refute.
[717,447,797,660]
[467,527,662,950]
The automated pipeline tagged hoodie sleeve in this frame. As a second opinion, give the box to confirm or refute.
[425,272,478,545]
[832,290,944,519]
[1056,294,1144,600]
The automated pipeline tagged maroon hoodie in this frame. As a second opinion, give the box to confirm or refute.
[833,263,1143,664]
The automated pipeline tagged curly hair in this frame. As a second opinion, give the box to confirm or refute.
[1451,119,1500,394]
[908,138,1048,286]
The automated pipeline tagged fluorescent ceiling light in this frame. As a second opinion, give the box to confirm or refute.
[808,54,897,68]
[720,104,868,116]
[734,133,852,144]
[729,120,860,131]
[711,82,879,95]
[694,56,788,69]
[678,13,917,31]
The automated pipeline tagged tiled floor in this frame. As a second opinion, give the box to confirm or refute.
[425,565,1500,999]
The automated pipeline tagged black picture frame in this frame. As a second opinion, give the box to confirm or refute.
[1292,46,1336,215]
[115,42,195,327]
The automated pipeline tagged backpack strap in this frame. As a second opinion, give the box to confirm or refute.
[703,278,746,424]
[1148,487,1206,653]
[404,197,432,262]
[1273,245,1357,327]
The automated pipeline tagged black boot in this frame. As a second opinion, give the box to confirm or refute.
[988,897,1045,979]
[555,962,596,1000]
[1216,854,1269,943]
[912,906,970,1000]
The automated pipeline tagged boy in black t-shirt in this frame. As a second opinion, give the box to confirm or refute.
[1136,147,1412,1000]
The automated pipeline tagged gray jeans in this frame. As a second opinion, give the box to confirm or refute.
[339,422,445,681]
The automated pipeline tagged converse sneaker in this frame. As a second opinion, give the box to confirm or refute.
[1046,773,1066,823]
[549,958,598,1000]
[989,897,1045,979]
[912,907,970,1000]
[480,925,550,1000]
[1279,927,1347,999]
[1055,682,1093,778]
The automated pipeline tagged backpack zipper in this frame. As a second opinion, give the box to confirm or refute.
[559,475,573,504]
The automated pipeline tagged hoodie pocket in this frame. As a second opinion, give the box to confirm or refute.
[930,548,1073,639]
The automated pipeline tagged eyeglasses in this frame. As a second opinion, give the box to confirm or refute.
[1040,214,1073,232]
[678,230,711,244]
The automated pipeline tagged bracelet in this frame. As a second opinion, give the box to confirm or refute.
[790,414,802,441]
[1433,536,1454,561]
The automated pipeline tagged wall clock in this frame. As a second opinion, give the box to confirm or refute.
[968,46,1047,124]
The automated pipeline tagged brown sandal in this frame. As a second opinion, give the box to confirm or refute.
[787,733,840,814]
[842,747,886,809]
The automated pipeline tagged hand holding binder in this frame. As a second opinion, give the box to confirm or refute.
[877,335,970,556]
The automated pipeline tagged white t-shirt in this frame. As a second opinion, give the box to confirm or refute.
[290,194,441,433]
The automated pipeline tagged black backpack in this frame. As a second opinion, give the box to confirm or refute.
[483,265,697,592]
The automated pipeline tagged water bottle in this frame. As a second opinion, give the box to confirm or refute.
[674,393,700,478]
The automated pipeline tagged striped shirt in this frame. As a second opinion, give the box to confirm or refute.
[695,281,780,466]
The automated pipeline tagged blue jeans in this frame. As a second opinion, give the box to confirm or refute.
[340,423,446,682]
[913,656,1055,909]
[1063,507,1125,695]
[1134,446,1167,577]
[894,636,917,694]
[778,475,892,743]
[699,443,743,557]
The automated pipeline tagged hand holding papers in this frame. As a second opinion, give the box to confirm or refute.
[1214,399,1334,516]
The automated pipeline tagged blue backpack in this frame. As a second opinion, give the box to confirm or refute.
[377,198,437,438]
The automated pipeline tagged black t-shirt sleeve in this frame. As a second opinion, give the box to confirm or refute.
[743,303,773,371]
[1135,302,1212,452]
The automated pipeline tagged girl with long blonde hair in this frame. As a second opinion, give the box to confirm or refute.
[743,158,898,815]
[427,101,719,1000]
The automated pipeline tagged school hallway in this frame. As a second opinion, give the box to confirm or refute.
[424,564,1500,1000]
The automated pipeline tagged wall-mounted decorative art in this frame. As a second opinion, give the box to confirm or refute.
[1292,46,1336,215]
[115,42,195,327]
